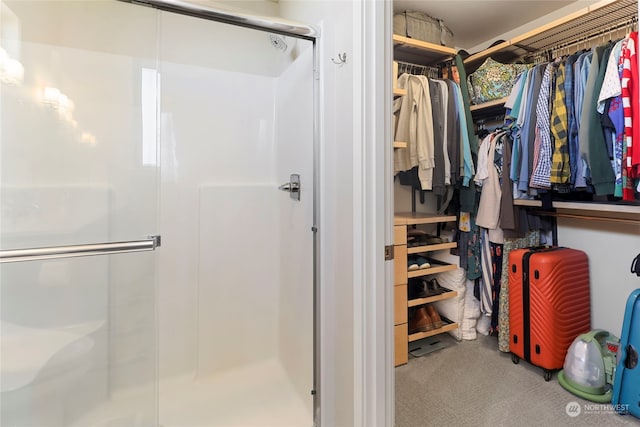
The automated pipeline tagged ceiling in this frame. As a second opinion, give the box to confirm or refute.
[393,0,578,51]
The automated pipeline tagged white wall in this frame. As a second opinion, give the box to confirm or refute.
[468,0,602,52]
[278,1,394,426]
[277,1,357,425]
[557,218,640,336]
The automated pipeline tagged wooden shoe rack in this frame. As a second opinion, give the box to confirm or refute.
[393,212,459,366]
[392,27,462,367]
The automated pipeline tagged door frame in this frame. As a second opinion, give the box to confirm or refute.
[352,0,394,426]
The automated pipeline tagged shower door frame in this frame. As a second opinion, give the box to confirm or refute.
[118,0,321,425]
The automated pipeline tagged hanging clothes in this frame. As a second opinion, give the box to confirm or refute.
[550,61,571,190]
[455,54,479,214]
[621,32,639,197]
[445,80,460,185]
[451,82,475,190]
[497,33,640,199]
[588,44,616,195]
[394,73,435,190]
[429,78,448,196]
[519,64,546,193]
[573,51,592,189]
[630,32,640,189]
[476,132,503,232]
[598,40,625,196]
[565,53,579,188]
[530,63,554,189]
[394,69,475,198]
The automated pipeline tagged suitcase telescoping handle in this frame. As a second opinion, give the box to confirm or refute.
[528,245,565,252]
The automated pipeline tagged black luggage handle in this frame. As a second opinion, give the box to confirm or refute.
[527,245,565,253]
[631,253,640,276]
[624,344,638,370]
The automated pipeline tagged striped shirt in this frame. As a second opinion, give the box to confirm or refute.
[621,35,636,200]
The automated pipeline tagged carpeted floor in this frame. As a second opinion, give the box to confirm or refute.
[395,333,640,427]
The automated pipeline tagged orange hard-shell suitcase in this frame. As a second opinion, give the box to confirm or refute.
[509,246,591,381]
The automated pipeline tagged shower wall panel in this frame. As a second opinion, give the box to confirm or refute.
[275,41,314,404]
[157,13,314,407]
[197,185,280,374]
[157,23,281,379]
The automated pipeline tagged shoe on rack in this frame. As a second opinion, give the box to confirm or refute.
[409,307,434,333]
[427,277,450,294]
[407,229,428,247]
[425,305,445,329]
[408,256,420,270]
[416,256,431,269]
[418,279,438,297]
[426,278,443,295]
[408,280,429,299]
[407,229,428,238]
[424,235,446,245]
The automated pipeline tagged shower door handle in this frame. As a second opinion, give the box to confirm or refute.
[0,235,161,263]
[278,174,301,201]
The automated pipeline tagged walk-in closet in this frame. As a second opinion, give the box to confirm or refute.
[391,0,640,425]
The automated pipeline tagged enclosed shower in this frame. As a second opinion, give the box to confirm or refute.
[0,1,317,426]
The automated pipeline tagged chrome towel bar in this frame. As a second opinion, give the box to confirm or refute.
[0,235,161,263]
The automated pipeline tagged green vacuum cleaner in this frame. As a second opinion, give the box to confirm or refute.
[558,329,620,403]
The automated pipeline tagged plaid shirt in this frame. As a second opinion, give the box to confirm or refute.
[550,61,571,187]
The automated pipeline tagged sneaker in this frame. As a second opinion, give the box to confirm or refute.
[416,256,431,269]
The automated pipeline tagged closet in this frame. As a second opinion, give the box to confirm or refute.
[463,0,639,218]
[392,35,463,366]
[391,0,640,367]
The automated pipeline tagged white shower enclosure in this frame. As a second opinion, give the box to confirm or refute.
[0,1,317,426]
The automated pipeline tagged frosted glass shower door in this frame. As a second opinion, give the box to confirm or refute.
[156,11,315,427]
[0,1,160,426]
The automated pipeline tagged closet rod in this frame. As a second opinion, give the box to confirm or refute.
[547,16,637,56]
[534,211,640,225]
[395,60,439,76]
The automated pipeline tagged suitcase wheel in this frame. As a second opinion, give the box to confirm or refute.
[543,370,552,382]
[511,353,519,364]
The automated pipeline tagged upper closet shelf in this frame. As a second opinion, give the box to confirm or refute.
[393,34,457,66]
[464,0,638,68]
[470,97,509,119]
[395,212,456,226]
